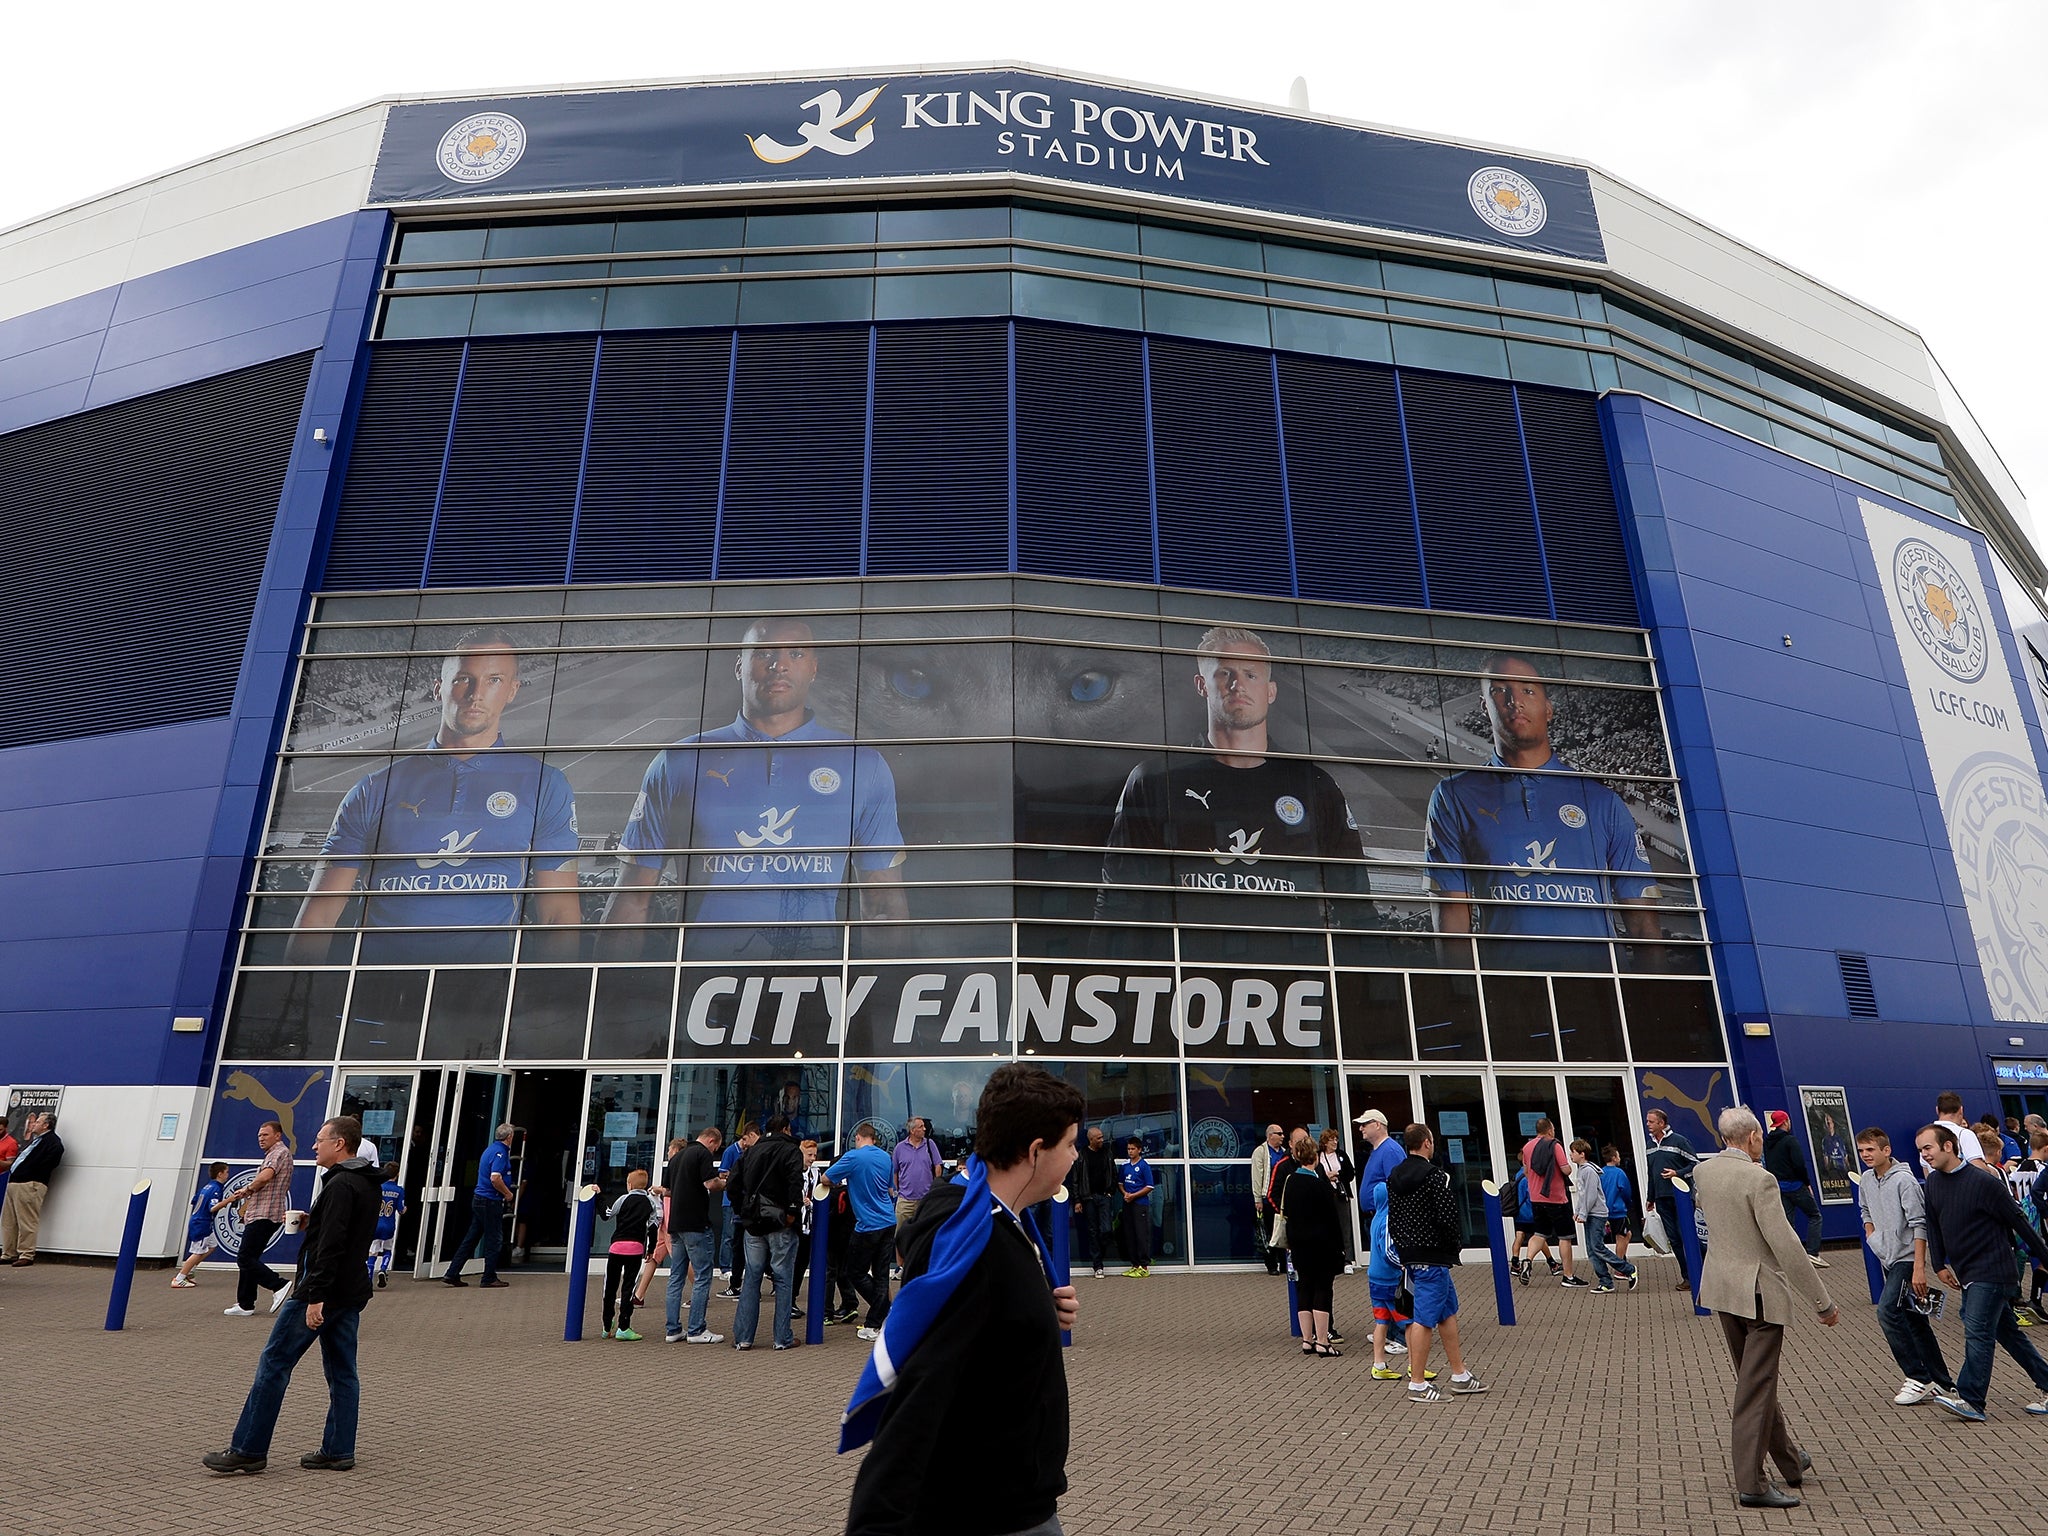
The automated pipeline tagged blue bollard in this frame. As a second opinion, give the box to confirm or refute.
[807,1187,830,1347]
[1861,1236,1885,1305]
[563,1184,597,1342]
[1672,1180,1709,1318]
[1287,1263,1301,1337]
[1050,1187,1072,1348]
[1482,1183,1517,1326]
[103,1181,151,1331]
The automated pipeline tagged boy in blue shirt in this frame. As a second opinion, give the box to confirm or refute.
[370,1162,406,1288]
[1600,1146,1635,1267]
[1367,1179,1430,1381]
[173,1162,230,1288]
[822,1122,898,1338]
[1119,1138,1156,1277]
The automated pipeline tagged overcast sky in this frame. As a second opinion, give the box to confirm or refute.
[5,1,2041,537]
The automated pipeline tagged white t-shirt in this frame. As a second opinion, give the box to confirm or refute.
[1921,1120,1985,1174]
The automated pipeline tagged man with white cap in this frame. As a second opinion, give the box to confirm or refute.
[1357,1109,1406,1220]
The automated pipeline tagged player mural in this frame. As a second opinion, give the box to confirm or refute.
[252,583,1698,980]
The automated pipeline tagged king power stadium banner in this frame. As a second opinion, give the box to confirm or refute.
[1861,497,2048,1022]
[368,69,1605,263]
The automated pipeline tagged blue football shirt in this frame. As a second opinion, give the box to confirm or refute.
[1120,1158,1155,1205]
[189,1179,224,1242]
[321,738,578,960]
[475,1140,513,1199]
[824,1143,896,1233]
[1424,754,1657,938]
[376,1179,407,1239]
[619,711,904,959]
[1599,1163,1632,1219]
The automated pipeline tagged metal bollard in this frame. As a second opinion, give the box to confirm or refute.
[103,1180,152,1332]
[562,1184,597,1342]
[1672,1179,1710,1319]
[1287,1264,1301,1337]
[807,1187,830,1347]
[1050,1186,1072,1348]
[1481,1180,1517,1326]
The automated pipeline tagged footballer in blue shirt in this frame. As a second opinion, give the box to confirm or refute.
[605,617,907,961]
[1425,655,1660,943]
[292,630,581,964]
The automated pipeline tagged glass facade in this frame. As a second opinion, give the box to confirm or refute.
[223,575,1732,1265]
[376,200,1957,523]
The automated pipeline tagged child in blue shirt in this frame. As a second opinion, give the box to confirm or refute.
[1366,1180,1430,1381]
[370,1162,406,1288]
[1119,1139,1156,1276]
[1599,1146,1634,1266]
[172,1162,229,1288]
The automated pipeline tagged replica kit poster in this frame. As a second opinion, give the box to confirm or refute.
[1797,1084,1854,1205]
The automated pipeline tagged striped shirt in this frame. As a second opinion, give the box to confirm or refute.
[244,1143,293,1224]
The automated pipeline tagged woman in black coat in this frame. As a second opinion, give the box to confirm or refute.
[1279,1130,1344,1356]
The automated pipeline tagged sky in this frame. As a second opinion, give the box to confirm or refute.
[3,0,2042,539]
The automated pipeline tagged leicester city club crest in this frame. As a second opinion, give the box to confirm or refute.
[1894,538,1989,684]
[1467,166,1548,238]
[436,112,527,184]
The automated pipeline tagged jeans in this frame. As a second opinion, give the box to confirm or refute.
[735,1227,799,1348]
[1778,1186,1822,1257]
[1653,1195,1689,1282]
[1081,1195,1116,1272]
[713,1202,734,1276]
[1582,1214,1636,1285]
[1875,1260,1953,1389]
[665,1229,715,1338]
[230,1299,363,1460]
[445,1195,505,1282]
[1955,1279,2048,1410]
[843,1226,894,1327]
[236,1220,287,1310]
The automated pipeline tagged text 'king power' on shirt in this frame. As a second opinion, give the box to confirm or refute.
[321,738,578,936]
[1098,753,1364,918]
[618,712,904,935]
[1423,755,1657,938]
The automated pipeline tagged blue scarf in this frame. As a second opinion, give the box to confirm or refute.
[838,1155,1053,1453]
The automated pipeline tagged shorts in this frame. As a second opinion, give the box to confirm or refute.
[369,1237,394,1257]
[187,1236,216,1258]
[1529,1201,1574,1241]
[1605,1218,1630,1242]
[1369,1276,1407,1319]
[1410,1265,1459,1330]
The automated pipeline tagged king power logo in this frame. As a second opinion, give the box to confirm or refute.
[745,84,1273,185]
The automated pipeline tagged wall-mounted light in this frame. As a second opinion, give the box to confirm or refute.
[1743,1021,1772,1037]
[2010,1037,2026,1047]
[312,427,330,445]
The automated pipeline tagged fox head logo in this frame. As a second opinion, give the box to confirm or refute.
[1922,580,1957,635]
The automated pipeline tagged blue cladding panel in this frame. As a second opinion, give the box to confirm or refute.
[1275,354,1422,608]
[718,328,868,579]
[428,337,594,586]
[1147,337,1291,595]
[1400,371,1551,619]
[1013,323,1153,583]
[867,322,1009,575]
[322,342,462,589]
[573,331,727,582]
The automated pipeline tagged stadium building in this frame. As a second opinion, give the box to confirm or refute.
[4,64,2045,1271]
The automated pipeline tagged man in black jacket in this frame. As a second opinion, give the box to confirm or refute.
[845,1063,1083,1536]
[733,1115,805,1351]
[0,1111,62,1265]
[1763,1111,1825,1265]
[1384,1122,1489,1402]
[1073,1127,1118,1279]
[205,1115,381,1475]
[1915,1121,2048,1420]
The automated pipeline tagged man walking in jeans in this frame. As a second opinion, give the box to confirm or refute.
[1916,1121,2048,1420]
[442,1123,516,1289]
[223,1121,293,1316]
[662,1124,727,1345]
[825,1122,897,1339]
[1854,1126,1953,1405]
[204,1115,381,1474]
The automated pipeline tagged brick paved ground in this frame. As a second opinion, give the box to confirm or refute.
[4,1247,2037,1533]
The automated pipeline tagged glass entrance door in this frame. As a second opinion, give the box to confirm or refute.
[579,1072,664,1263]
[337,1071,423,1270]
[1420,1073,1493,1250]
[416,1068,513,1279]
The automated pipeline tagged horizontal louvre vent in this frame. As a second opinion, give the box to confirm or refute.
[427,337,594,587]
[323,343,461,590]
[1401,370,1552,620]
[0,352,312,749]
[867,322,1009,575]
[1277,354,1422,608]
[718,328,867,579]
[1014,323,1153,583]
[1519,386,1639,626]
[1148,337,1291,596]
[573,332,729,583]
[1837,951,1879,1018]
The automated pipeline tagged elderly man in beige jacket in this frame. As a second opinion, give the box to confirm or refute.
[1693,1104,1839,1510]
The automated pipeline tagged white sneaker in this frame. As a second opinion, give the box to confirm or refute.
[270,1281,294,1313]
[857,1326,881,1341]
[171,1276,197,1289]
[1893,1380,1937,1406]
[1385,1341,1408,1356]
[1810,1255,1831,1269]
[1342,1263,1356,1275]
[685,1330,724,1345]
[223,1305,256,1317]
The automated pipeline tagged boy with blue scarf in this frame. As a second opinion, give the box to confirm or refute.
[842,1064,1083,1535]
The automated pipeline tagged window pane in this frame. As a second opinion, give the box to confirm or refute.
[1507,340,1595,391]
[484,222,615,258]
[589,967,674,1059]
[1336,971,1411,1059]
[875,271,1010,321]
[470,288,605,335]
[343,970,427,1060]
[1391,324,1510,379]
[397,227,488,264]
[390,267,477,289]
[745,209,878,247]
[1382,260,1495,307]
[1261,242,1383,295]
[478,261,608,286]
[225,972,346,1060]
[1494,277,1580,319]
[1269,306,1393,364]
[1483,974,1556,1061]
[423,968,509,1060]
[506,969,593,1058]
[743,249,875,272]
[736,276,874,325]
[602,282,739,330]
[1042,1061,1181,1147]
[1143,288,1270,347]
[1011,272,1142,330]
[381,294,475,339]
[878,204,1010,243]
[1554,976,1626,1062]
[876,244,1009,270]
[1014,206,1139,253]
[1190,1161,1261,1264]
[613,215,745,253]
[1409,973,1485,1061]
[1621,979,1724,1061]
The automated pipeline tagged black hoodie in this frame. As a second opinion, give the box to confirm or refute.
[1385,1152,1462,1267]
[296,1156,381,1310]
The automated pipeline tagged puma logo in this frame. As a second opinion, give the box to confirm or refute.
[1474,806,1501,824]
[1188,1066,1232,1106]
[221,1068,328,1150]
[1184,788,1213,809]
[1641,1069,1725,1147]
[705,768,734,786]
[395,800,425,817]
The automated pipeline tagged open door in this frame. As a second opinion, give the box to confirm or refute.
[415,1068,515,1279]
